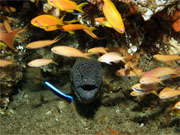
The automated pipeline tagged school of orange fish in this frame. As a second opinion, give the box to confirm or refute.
[0,0,179,114]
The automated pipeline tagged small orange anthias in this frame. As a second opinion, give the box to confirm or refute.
[0,59,14,67]
[31,15,64,29]
[171,101,180,115]
[26,36,61,49]
[158,87,180,99]
[102,0,125,34]
[153,54,180,62]
[51,46,90,59]
[28,58,58,67]
[48,0,88,13]
[140,67,180,84]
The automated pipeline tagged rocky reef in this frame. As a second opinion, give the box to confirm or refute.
[0,0,179,134]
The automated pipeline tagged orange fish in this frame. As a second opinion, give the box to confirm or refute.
[124,61,135,69]
[0,59,13,67]
[83,28,101,40]
[116,68,143,77]
[42,19,78,32]
[172,101,180,109]
[28,58,57,67]
[140,76,163,85]
[171,101,180,115]
[153,54,180,62]
[130,90,145,97]
[26,36,62,49]
[132,83,157,92]
[124,61,142,76]
[94,17,112,28]
[103,0,125,34]
[4,6,16,12]
[131,90,158,97]
[98,52,125,65]
[4,19,12,32]
[0,28,24,50]
[51,46,90,59]
[31,14,64,28]
[159,87,180,99]
[0,6,16,12]
[59,24,90,32]
[172,18,180,32]
[132,83,158,96]
[141,67,180,79]
[95,17,106,24]
[87,47,107,54]
[48,0,88,13]
[58,24,100,39]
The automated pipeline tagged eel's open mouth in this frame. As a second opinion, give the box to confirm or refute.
[81,85,97,91]
[74,85,99,104]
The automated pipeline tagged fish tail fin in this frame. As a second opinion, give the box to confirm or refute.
[64,19,78,25]
[76,2,88,13]
[175,67,180,76]
[83,27,101,40]
[68,30,75,34]
[151,91,158,96]
[102,21,112,28]
[84,54,91,59]
[59,15,65,25]
[14,25,28,39]
[159,80,165,85]
[54,35,64,42]
[131,68,140,76]
[122,19,126,21]
[52,60,58,65]
[121,57,126,63]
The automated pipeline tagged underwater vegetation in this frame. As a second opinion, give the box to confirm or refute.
[0,0,180,131]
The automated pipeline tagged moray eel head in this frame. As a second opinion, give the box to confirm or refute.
[71,58,103,104]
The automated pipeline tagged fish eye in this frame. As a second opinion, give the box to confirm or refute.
[119,28,124,32]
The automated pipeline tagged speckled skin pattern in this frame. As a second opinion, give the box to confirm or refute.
[71,58,103,104]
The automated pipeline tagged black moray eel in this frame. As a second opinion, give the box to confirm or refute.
[71,58,103,104]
